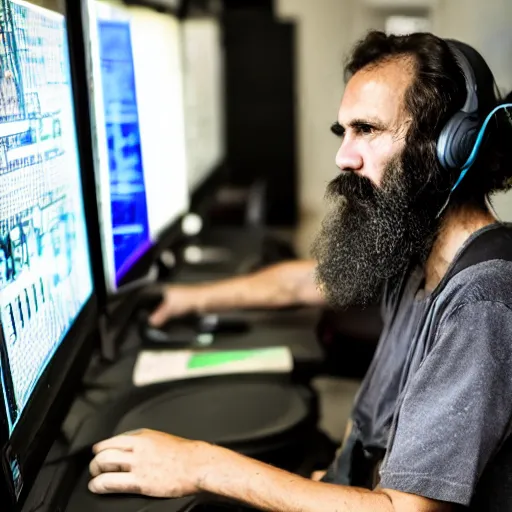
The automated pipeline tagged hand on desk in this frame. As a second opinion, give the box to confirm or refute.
[88,429,203,498]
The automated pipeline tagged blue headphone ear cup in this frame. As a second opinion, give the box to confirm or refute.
[437,112,479,170]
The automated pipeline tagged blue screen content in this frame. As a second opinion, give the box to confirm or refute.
[0,0,93,434]
[97,20,151,286]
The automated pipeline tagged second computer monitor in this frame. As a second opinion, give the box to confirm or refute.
[86,0,189,292]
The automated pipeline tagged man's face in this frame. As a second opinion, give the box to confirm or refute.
[334,58,412,186]
[312,58,441,308]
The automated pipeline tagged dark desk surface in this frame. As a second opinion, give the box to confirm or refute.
[62,308,324,512]
[66,467,196,512]
[85,307,324,390]
[174,225,297,281]
[63,305,324,455]
[174,227,267,279]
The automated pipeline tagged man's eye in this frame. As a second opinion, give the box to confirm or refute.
[357,124,374,135]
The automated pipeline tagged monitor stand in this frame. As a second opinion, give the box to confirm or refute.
[100,264,160,362]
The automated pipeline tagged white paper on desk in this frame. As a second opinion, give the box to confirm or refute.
[132,346,294,387]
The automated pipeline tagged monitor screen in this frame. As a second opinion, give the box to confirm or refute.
[183,18,225,192]
[87,1,188,292]
[0,0,94,435]
[86,1,151,292]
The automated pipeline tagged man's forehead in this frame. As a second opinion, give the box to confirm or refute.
[338,58,415,126]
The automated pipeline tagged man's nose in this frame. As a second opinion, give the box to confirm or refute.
[335,139,363,172]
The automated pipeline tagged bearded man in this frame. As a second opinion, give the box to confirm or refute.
[87,31,512,511]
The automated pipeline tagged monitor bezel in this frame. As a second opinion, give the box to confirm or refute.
[0,0,99,507]
[66,0,108,311]
[86,0,156,295]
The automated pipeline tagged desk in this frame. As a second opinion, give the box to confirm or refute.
[84,307,324,392]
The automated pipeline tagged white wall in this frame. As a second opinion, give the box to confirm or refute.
[432,0,512,93]
[349,2,388,42]
[276,0,387,254]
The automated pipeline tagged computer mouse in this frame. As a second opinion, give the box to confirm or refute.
[198,314,250,334]
[137,312,214,348]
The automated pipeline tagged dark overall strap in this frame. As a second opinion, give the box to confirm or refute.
[444,224,512,282]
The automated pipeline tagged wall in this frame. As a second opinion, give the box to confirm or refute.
[276,0,387,254]
[432,0,512,93]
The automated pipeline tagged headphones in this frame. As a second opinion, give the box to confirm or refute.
[437,41,480,172]
[436,40,512,198]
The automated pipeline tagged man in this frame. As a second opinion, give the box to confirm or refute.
[87,31,512,510]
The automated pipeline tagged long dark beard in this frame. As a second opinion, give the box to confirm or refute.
[311,153,441,309]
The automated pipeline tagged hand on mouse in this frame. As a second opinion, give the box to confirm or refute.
[88,429,204,498]
[148,285,201,326]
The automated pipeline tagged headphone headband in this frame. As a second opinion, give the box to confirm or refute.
[445,41,479,115]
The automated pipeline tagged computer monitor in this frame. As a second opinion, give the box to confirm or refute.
[85,0,189,293]
[0,0,96,508]
[183,17,225,193]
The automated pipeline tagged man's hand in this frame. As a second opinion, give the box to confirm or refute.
[88,429,203,497]
[148,286,199,326]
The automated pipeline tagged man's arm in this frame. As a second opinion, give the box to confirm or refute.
[198,443,449,512]
[88,430,451,512]
[149,259,325,326]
